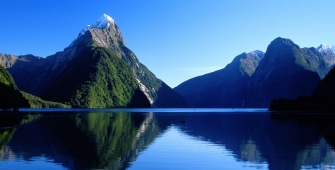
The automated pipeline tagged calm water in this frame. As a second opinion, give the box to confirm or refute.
[0,108,335,170]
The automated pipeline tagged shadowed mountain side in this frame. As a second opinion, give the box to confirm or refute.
[0,65,29,109]
[313,66,335,99]
[174,51,264,107]
[175,37,332,108]
[247,38,329,107]
[269,49,335,111]
[117,41,188,107]
[1,54,45,95]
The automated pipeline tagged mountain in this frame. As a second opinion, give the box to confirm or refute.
[0,65,67,109]
[174,50,264,107]
[316,44,335,67]
[313,66,335,98]
[42,44,150,108]
[269,65,335,111]
[0,14,188,108]
[0,65,29,109]
[247,37,330,107]
[175,37,333,108]
[332,46,335,53]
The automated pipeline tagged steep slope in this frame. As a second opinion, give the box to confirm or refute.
[0,65,29,109]
[248,37,330,107]
[175,37,333,108]
[0,65,69,109]
[269,66,335,111]
[313,66,335,98]
[82,14,188,107]
[174,51,264,107]
[0,54,45,94]
[0,14,188,108]
[42,41,150,108]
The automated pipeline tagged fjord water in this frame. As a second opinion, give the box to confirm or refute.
[0,109,335,170]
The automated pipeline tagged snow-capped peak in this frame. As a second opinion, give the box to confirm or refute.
[80,14,115,35]
[331,46,335,53]
[316,43,334,54]
[94,13,114,28]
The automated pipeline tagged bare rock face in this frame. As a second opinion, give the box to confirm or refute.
[0,53,19,68]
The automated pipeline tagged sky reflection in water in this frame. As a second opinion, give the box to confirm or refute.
[129,125,268,170]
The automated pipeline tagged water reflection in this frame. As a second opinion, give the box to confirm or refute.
[153,112,335,169]
[0,111,335,169]
[0,112,160,169]
[240,139,264,163]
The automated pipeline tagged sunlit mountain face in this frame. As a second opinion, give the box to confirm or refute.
[0,14,188,108]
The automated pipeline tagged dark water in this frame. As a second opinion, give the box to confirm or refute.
[0,108,335,170]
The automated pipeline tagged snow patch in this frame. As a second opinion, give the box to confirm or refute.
[317,44,334,54]
[331,46,335,54]
[80,13,115,35]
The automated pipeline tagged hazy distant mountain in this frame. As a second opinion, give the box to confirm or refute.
[174,51,264,107]
[0,14,188,108]
[175,37,333,108]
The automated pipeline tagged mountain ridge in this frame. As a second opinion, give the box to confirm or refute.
[175,37,333,108]
[174,50,264,107]
[0,14,188,108]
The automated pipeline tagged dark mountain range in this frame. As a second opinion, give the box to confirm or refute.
[0,65,68,109]
[313,66,335,98]
[0,14,188,108]
[175,37,333,108]
[0,65,29,109]
[248,37,330,107]
[174,51,264,107]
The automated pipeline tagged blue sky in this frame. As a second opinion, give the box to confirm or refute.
[1,0,334,87]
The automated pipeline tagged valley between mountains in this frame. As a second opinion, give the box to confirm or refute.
[1,14,335,109]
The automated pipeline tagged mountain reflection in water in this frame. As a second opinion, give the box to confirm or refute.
[0,109,334,169]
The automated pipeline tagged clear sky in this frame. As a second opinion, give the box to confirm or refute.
[1,0,334,88]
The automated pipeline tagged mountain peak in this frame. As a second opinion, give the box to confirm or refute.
[248,50,264,58]
[317,43,334,54]
[95,13,115,28]
[80,13,115,35]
